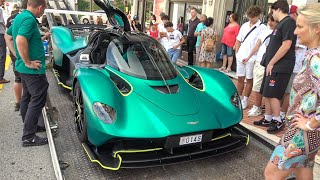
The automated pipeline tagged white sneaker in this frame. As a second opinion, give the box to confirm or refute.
[241,99,248,109]
[248,106,262,117]
[248,106,257,114]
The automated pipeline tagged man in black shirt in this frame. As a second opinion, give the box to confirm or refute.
[257,0,296,134]
[186,7,200,65]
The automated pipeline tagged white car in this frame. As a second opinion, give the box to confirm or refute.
[80,10,108,25]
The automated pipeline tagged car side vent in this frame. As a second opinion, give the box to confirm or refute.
[109,73,132,95]
[150,85,179,94]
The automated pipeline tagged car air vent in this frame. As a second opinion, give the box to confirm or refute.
[109,73,132,95]
[150,85,179,94]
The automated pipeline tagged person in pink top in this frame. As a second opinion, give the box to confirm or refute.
[219,13,240,73]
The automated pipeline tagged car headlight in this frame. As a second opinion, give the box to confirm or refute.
[230,92,241,109]
[92,102,117,124]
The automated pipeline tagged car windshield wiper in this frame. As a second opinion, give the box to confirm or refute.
[140,43,172,94]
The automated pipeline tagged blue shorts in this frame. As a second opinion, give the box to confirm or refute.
[167,48,181,63]
[221,43,234,57]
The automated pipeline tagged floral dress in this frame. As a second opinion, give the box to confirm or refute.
[270,47,320,170]
[199,27,216,63]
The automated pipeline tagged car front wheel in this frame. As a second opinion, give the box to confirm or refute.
[73,81,88,143]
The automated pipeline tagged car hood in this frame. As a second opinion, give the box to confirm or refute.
[93,0,130,32]
[115,71,201,116]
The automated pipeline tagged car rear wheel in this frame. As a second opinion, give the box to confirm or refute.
[73,82,88,143]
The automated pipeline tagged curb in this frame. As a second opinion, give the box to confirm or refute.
[42,107,64,180]
[240,122,320,165]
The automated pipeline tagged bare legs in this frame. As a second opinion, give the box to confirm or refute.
[14,82,22,104]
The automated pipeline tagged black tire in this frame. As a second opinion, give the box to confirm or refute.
[73,81,88,143]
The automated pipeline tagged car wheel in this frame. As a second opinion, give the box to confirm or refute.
[83,18,89,24]
[73,81,88,143]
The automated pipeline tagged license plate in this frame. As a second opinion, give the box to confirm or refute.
[179,134,202,145]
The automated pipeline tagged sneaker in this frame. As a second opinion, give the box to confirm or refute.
[248,106,262,117]
[14,103,20,112]
[22,135,48,147]
[267,120,285,134]
[253,117,271,127]
[0,78,10,84]
[248,106,257,114]
[241,99,248,109]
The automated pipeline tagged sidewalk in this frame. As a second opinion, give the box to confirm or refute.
[0,56,55,179]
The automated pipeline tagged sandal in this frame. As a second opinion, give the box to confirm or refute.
[224,68,231,73]
[218,67,226,71]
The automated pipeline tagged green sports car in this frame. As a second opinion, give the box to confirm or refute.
[49,0,249,170]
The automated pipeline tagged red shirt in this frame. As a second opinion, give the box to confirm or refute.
[221,24,240,48]
[148,29,159,39]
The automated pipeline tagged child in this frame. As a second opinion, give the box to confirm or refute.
[147,24,159,39]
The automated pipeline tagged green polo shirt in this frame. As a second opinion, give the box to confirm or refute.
[7,10,45,74]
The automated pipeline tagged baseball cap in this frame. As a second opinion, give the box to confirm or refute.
[290,5,298,14]
[133,15,139,20]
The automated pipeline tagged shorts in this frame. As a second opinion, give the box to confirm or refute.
[236,60,254,79]
[10,52,21,83]
[252,61,265,92]
[261,72,291,100]
[221,43,233,57]
[285,73,297,94]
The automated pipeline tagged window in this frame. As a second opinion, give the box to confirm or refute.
[106,37,177,80]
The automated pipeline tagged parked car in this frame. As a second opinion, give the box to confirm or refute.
[49,0,249,170]
[80,10,108,25]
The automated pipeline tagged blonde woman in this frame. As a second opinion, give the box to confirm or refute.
[199,17,218,68]
[264,3,320,180]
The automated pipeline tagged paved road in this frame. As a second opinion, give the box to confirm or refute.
[0,58,55,180]
[47,69,273,180]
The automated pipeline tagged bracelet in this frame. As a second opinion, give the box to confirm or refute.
[306,121,316,131]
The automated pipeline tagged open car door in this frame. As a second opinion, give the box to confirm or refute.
[94,0,131,32]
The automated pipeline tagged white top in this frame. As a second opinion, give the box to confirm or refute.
[166,30,183,50]
[158,23,169,50]
[293,39,307,73]
[236,20,266,63]
[256,28,273,63]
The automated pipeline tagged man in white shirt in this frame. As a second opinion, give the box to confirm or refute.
[158,15,169,51]
[234,5,266,109]
[164,21,185,63]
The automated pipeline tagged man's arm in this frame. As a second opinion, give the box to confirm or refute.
[266,40,292,75]
[174,37,185,49]
[242,39,261,63]
[4,33,16,57]
[16,35,41,70]
[234,40,241,54]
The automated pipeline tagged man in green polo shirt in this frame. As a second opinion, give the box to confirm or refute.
[5,0,50,147]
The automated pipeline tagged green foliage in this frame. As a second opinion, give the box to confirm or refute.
[78,0,90,11]
[77,0,131,13]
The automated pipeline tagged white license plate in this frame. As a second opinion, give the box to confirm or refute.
[179,134,202,145]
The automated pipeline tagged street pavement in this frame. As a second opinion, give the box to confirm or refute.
[0,56,55,180]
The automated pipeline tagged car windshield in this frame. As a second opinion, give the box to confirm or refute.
[106,38,177,80]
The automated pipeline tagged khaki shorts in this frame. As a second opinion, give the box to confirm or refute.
[252,61,265,92]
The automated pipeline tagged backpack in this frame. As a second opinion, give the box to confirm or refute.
[204,32,215,52]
